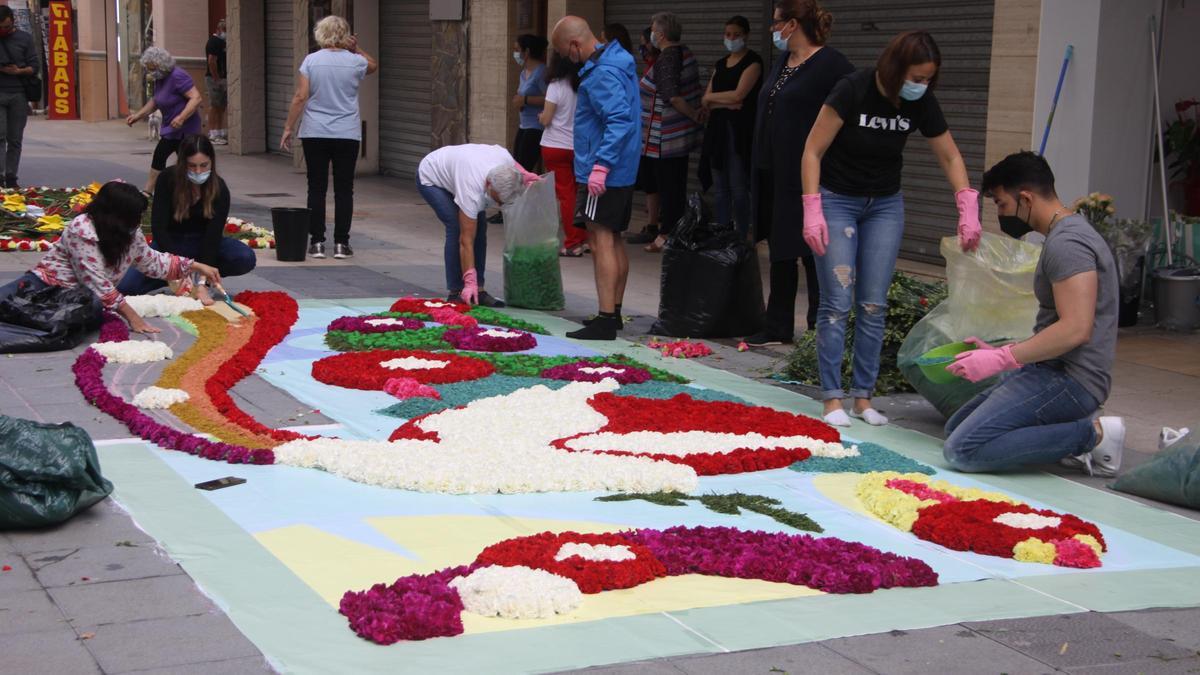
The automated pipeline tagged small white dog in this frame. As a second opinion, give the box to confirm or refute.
[147,110,162,141]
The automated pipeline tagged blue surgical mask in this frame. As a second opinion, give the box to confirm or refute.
[513,51,524,66]
[187,171,211,185]
[899,80,928,101]
[772,30,789,52]
[724,38,745,53]
[650,32,661,49]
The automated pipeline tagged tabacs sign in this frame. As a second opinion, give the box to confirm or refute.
[47,0,77,120]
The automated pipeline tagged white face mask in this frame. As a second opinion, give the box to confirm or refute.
[187,170,211,185]
[513,51,525,66]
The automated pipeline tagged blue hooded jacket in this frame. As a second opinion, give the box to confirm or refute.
[573,42,641,186]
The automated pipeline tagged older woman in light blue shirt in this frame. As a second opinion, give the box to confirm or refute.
[280,15,378,260]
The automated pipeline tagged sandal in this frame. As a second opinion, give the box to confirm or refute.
[559,246,584,257]
[644,235,666,253]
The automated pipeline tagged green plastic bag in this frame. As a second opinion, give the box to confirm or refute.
[898,233,1042,418]
[502,173,565,310]
[1111,427,1200,509]
[0,415,113,528]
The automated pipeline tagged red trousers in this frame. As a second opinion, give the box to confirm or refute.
[541,145,587,250]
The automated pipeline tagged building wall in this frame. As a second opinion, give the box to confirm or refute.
[467,0,512,146]
[355,0,380,175]
[980,0,1040,230]
[228,0,266,154]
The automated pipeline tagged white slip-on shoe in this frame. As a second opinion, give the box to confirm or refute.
[823,409,852,427]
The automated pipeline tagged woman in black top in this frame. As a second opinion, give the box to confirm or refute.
[800,31,981,428]
[117,134,256,305]
[744,0,852,347]
[700,15,762,235]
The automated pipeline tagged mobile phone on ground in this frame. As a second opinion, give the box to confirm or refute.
[194,476,246,491]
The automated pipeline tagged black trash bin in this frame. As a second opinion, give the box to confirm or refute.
[271,207,310,262]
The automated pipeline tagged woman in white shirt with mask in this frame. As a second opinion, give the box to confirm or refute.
[538,52,585,257]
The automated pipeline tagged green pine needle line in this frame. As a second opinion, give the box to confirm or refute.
[595,491,822,532]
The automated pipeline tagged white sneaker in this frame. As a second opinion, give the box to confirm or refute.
[1159,427,1190,450]
[1062,416,1124,477]
[851,407,889,426]
[823,409,852,427]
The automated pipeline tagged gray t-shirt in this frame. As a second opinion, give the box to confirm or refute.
[1033,214,1119,403]
[298,49,368,140]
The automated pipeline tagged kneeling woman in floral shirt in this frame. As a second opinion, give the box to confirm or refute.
[0,181,221,335]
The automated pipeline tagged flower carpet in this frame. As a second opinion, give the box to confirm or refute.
[80,294,1200,673]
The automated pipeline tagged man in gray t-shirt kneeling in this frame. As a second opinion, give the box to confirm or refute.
[942,151,1124,477]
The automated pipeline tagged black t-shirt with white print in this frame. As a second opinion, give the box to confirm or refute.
[820,67,948,197]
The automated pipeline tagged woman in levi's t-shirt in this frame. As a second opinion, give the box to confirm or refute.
[799,30,982,429]
[538,52,585,256]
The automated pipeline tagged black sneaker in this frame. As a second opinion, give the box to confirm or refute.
[333,243,353,259]
[308,242,326,259]
[567,315,618,340]
[446,292,464,303]
[583,313,623,330]
[624,225,659,244]
[744,331,792,347]
[487,212,504,224]
[477,291,506,308]
[4,174,17,189]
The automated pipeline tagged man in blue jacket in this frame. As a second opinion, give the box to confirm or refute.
[551,16,641,340]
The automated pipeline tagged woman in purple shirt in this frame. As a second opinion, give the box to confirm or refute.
[125,47,203,195]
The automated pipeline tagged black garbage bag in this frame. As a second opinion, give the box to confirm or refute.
[0,282,102,354]
[651,193,764,338]
[1111,425,1200,509]
[0,415,113,529]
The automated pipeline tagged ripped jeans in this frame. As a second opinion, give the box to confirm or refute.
[813,187,905,400]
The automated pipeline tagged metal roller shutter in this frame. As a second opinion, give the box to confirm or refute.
[265,0,294,156]
[378,1,432,179]
[820,0,995,264]
[604,0,771,197]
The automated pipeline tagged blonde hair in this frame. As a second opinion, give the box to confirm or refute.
[313,15,351,49]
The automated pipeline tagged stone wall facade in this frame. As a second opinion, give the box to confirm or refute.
[431,14,470,150]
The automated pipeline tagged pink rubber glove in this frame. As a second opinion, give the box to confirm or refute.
[461,268,479,306]
[947,344,1019,383]
[587,164,609,197]
[802,194,829,256]
[956,188,982,252]
[514,163,539,188]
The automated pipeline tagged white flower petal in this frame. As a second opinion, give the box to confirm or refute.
[450,565,582,619]
[380,356,450,370]
[554,542,635,562]
[124,295,204,317]
[92,341,173,364]
[131,386,189,409]
[994,512,1062,530]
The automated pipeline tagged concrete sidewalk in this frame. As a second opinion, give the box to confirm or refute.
[1,117,1198,674]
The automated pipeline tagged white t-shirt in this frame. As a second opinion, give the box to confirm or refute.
[417,144,514,216]
[539,79,577,150]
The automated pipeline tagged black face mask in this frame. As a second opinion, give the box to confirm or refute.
[998,197,1033,239]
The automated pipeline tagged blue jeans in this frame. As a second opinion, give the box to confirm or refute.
[416,179,487,292]
[814,188,905,400]
[943,364,1099,473]
[711,134,750,236]
[116,235,257,296]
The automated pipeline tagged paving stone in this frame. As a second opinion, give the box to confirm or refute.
[0,627,102,673]
[565,660,687,674]
[1062,655,1200,673]
[1107,607,1200,652]
[0,588,71,635]
[964,612,1197,669]
[5,501,154,554]
[822,624,1056,675]
[0,553,42,593]
[121,655,276,674]
[670,643,875,675]
[28,542,184,589]
[47,574,215,628]
[81,614,261,674]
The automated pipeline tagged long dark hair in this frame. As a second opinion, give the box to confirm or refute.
[84,182,149,268]
[171,134,220,223]
[544,51,580,91]
[603,23,633,55]
[516,34,547,61]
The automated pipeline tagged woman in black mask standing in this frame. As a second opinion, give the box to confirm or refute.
[744,0,852,347]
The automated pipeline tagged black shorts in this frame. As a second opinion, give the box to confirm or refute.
[151,137,182,171]
[574,183,634,233]
[635,155,658,194]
